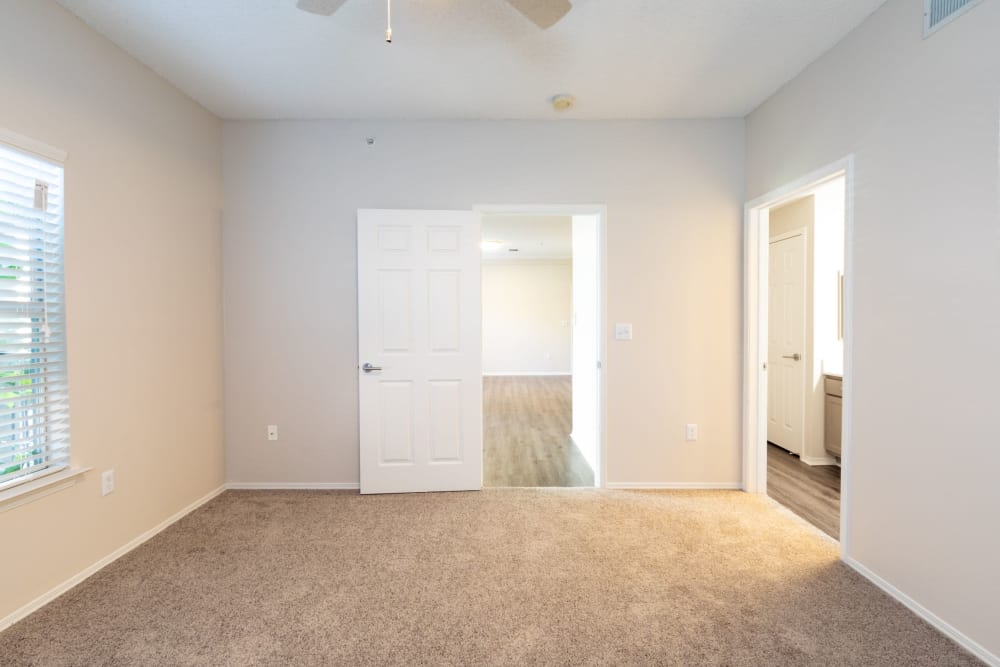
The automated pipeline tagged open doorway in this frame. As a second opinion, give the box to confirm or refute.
[478,208,604,488]
[744,159,853,547]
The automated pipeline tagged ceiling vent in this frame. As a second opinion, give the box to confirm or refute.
[924,0,982,37]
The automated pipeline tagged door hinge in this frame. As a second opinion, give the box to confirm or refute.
[596,360,602,370]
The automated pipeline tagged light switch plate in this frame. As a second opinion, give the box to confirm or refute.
[615,323,633,341]
[101,469,115,496]
[267,425,279,441]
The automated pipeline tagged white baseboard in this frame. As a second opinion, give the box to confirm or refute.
[225,482,360,490]
[604,482,743,490]
[0,484,226,633]
[482,372,571,377]
[844,557,999,666]
[801,454,839,466]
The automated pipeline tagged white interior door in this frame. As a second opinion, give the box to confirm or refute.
[357,209,482,494]
[767,232,806,454]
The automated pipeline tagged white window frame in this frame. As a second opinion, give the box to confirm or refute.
[0,128,87,511]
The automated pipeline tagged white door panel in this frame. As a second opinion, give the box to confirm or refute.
[358,209,482,494]
[767,233,806,454]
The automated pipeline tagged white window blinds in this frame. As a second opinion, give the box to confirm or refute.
[0,140,69,490]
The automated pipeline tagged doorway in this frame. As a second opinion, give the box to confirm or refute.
[744,159,853,549]
[356,207,604,495]
[477,207,605,488]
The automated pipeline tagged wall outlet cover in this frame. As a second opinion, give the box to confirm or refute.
[615,323,633,340]
[101,469,115,496]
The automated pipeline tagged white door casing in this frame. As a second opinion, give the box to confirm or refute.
[570,214,600,476]
[357,209,483,494]
[767,232,806,454]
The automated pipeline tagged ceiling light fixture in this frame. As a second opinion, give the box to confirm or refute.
[551,94,575,112]
[480,240,504,251]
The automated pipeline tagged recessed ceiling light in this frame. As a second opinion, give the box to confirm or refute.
[480,240,504,251]
[551,94,575,112]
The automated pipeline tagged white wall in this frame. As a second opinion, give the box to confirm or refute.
[747,0,1000,659]
[812,179,845,380]
[0,0,224,624]
[224,119,745,486]
[482,260,572,375]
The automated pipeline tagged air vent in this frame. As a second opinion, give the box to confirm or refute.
[924,0,982,37]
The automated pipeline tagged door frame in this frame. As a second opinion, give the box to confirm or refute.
[474,204,608,488]
[767,227,808,456]
[742,157,855,555]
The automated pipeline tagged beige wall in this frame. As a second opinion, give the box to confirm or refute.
[747,0,1000,657]
[769,196,814,238]
[0,0,224,623]
[483,261,572,375]
[223,119,745,486]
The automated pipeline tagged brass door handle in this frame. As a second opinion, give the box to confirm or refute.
[782,353,802,361]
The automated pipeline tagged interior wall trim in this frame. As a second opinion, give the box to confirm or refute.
[225,482,361,490]
[0,484,226,633]
[844,557,1000,666]
[604,482,742,490]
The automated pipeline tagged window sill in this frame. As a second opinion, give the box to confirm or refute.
[0,467,92,513]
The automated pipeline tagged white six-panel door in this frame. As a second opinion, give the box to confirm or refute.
[767,232,806,454]
[357,210,483,494]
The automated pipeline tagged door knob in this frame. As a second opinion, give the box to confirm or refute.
[362,362,382,373]
[782,353,802,361]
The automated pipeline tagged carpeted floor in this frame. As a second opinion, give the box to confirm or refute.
[0,489,981,666]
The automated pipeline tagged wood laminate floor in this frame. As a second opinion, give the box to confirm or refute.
[767,443,841,539]
[483,375,594,487]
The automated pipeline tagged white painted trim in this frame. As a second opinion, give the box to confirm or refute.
[0,127,67,164]
[744,160,851,212]
[481,258,572,265]
[743,155,855,561]
[845,557,1000,666]
[474,204,608,489]
[0,484,226,633]
[482,372,571,377]
[768,228,805,244]
[0,467,91,512]
[225,482,360,490]
[476,204,607,217]
[605,482,742,490]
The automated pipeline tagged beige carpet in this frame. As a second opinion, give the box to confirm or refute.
[0,489,981,666]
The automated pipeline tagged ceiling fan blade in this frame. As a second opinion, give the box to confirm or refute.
[296,0,349,16]
[507,0,572,29]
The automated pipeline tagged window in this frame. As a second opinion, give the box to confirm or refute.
[0,139,69,491]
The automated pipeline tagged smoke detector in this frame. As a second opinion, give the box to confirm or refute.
[551,94,576,112]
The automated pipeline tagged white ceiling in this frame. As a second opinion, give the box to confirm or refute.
[482,215,572,261]
[55,0,886,120]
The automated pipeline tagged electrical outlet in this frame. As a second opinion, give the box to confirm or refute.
[685,424,698,442]
[101,469,115,496]
[267,424,279,441]
[615,323,633,341]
